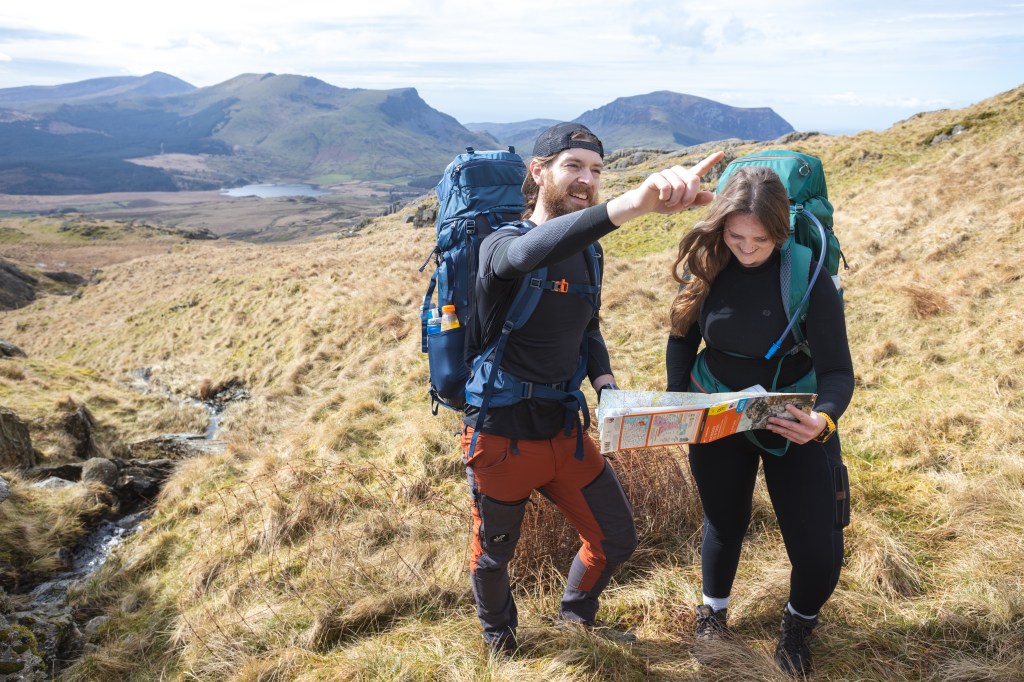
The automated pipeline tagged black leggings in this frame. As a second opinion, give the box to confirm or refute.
[688,432,849,616]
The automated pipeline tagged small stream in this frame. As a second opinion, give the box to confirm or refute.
[6,370,248,678]
[22,511,150,607]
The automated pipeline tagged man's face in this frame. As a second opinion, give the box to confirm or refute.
[537,149,603,219]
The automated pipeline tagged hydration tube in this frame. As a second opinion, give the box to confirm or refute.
[764,208,827,360]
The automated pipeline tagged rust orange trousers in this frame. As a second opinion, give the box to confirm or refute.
[461,424,637,646]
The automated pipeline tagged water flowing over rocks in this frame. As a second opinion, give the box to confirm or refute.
[0,376,247,679]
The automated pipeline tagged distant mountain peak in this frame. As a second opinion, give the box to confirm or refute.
[0,72,195,111]
[574,91,793,149]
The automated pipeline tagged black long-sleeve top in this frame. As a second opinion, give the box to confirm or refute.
[666,249,854,422]
[463,203,619,439]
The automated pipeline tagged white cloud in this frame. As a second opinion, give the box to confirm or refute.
[0,1,1021,132]
[823,92,953,109]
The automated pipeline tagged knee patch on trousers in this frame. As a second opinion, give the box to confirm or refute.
[581,465,638,563]
[475,493,528,568]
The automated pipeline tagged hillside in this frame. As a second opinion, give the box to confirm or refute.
[0,72,195,111]
[0,73,497,195]
[0,84,1022,681]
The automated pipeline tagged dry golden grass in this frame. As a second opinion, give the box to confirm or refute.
[0,475,116,587]
[3,84,1024,681]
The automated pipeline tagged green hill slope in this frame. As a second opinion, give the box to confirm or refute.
[1,84,1022,681]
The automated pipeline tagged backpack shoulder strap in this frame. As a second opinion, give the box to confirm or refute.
[767,238,814,359]
[781,239,813,333]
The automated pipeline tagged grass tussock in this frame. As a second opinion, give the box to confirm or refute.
[3,85,1024,680]
[0,476,116,588]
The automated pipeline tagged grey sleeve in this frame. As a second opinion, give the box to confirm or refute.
[491,203,616,278]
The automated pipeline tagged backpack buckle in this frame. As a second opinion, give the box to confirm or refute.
[553,278,569,293]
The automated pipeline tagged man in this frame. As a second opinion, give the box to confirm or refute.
[462,121,722,655]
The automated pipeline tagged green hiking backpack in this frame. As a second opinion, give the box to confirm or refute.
[715,150,846,360]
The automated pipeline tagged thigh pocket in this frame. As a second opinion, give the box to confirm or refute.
[833,463,851,529]
[478,495,528,562]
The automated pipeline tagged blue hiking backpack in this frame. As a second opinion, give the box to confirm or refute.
[715,150,846,361]
[419,147,528,412]
[419,147,602,458]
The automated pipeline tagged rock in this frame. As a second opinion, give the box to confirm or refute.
[930,124,966,145]
[82,615,109,642]
[32,477,75,490]
[114,458,176,511]
[128,433,226,459]
[59,403,99,460]
[81,458,118,488]
[24,463,82,482]
[0,407,37,470]
[41,271,86,286]
[13,600,83,677]
[0,589,46,681]
[26,455,179,511]
[0,477,7,505]
[0,258,38,312]
[0,341,25,359]
[178,227,218,240]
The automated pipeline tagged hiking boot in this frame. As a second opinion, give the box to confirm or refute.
[693,604,730,665]
[485,632,519,658]
[694,604,729,642]
[774,610,818,677]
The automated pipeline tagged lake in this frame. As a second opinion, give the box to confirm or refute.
[221,183,331,198]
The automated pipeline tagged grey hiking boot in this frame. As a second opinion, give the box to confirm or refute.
[693,604,730,665]
[485,631,519,658]
[694,604,729,642]
[774,610,818,677]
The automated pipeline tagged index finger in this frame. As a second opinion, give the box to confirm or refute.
[690,151,725,178]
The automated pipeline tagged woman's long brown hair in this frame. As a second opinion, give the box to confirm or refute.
[669,165,790,335]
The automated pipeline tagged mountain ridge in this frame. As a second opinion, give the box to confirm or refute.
[0,71,195,111]
[0,73,792,195]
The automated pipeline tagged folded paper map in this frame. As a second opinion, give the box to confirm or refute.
[597,389,816,454]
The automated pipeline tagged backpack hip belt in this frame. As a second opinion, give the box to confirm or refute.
[688,349,817,457]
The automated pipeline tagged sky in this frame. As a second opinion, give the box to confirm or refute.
[1,1,1021,135]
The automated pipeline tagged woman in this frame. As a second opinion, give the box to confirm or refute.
[666,165,854,677]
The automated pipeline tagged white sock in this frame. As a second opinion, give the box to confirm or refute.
[786,602,817,620]
[703,595,729,611]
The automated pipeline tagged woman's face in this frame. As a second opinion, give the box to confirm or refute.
[723,212,775,268]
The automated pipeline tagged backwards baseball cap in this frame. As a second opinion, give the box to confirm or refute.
[532,122,604,159]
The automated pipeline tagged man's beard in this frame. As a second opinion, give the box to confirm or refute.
[541,181,599,219]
